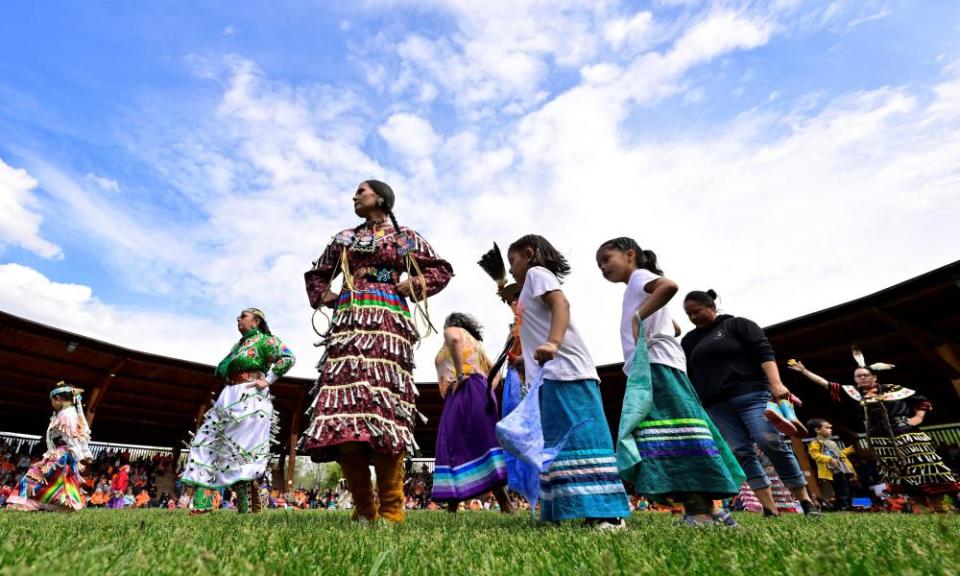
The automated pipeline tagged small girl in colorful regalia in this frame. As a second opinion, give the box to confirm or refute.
[596,237,745,527]
[507,234,630,529]
[7,382,94,512]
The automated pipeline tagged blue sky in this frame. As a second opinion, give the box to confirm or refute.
[2,0,959,378]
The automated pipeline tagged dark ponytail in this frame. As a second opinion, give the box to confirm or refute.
[364,179,401,231]
[684,289,718,309]
[596,237,663,274]
[509,235,571,281]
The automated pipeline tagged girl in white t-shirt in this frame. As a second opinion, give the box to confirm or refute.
[507,234,630,529]
[596,237,744,527]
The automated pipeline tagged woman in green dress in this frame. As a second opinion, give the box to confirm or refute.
[179,308,295,513]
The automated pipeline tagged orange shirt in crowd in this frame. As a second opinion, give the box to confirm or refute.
[135,491,150,508]
[90,490,107,506]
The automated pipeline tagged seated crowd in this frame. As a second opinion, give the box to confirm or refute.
[2,437,959,513]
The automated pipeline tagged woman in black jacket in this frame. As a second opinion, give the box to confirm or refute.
[681,290,819,517]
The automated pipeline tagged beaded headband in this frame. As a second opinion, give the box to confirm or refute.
[50,381,83,398]
[242,308,266,320]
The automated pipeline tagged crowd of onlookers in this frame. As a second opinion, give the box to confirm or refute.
[2,436,959,513]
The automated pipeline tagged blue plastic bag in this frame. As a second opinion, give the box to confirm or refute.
[495,367,585,513]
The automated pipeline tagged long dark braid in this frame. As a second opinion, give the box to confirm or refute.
[364,179,402,232]
[385,207,402,234]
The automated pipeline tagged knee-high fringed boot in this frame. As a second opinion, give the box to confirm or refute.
[374,452,406,523]
[340,445,378,521]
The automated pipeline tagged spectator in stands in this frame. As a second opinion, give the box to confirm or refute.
[109,465,130,509]
[16,453,31,473]
[89,488,107,508]
[123,488,135,508]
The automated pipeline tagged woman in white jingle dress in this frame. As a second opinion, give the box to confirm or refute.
[179,308,295,513]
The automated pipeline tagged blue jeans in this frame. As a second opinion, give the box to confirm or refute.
[706,390,807,491]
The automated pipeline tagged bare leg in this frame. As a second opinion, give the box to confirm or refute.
[493,486,514,514]
[753,486,780,515]
[788,485,812,503]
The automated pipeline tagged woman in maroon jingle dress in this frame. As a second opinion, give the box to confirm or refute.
[301,180,453,524]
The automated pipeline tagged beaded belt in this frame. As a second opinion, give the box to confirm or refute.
[353,266,400,283]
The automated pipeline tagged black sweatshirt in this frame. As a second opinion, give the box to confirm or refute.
[680,314,777,407]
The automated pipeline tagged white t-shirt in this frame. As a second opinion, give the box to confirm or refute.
[518,266,600,383]
[620,268,688,374]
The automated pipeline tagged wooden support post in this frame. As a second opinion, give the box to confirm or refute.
[192,381,220,430]
[85,359,126,426]
[285,393,305,491]
[791,437,820,499]
[171,443,183,475]
[277,449,287,489]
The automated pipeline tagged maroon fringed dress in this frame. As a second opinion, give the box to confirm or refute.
[300,222,453,460]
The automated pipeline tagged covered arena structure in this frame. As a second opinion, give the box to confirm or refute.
[2,259,958,488]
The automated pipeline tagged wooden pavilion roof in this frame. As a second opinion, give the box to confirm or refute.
[0,309,445,456]
[2,259,958,458]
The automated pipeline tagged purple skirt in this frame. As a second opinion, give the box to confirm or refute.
[432,373,507,502]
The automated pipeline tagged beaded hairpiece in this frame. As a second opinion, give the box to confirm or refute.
[243,308,266,320]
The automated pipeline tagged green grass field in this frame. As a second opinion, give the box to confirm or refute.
[1,510,958,576]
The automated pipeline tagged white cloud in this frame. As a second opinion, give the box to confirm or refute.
[604,11,654,50]
[372,0,621,115]
[379,113,441,159]
[85,172,121,193]
[848,8,890,30]
[0,157,62,259]
[7,2,960,380]
[820,1,843,25]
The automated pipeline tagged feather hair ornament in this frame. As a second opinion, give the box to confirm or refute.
[851,344,895,371]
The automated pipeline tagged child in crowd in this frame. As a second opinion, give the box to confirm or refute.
[806,418,856,510]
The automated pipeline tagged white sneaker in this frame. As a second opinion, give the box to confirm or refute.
[593,518,627,532]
